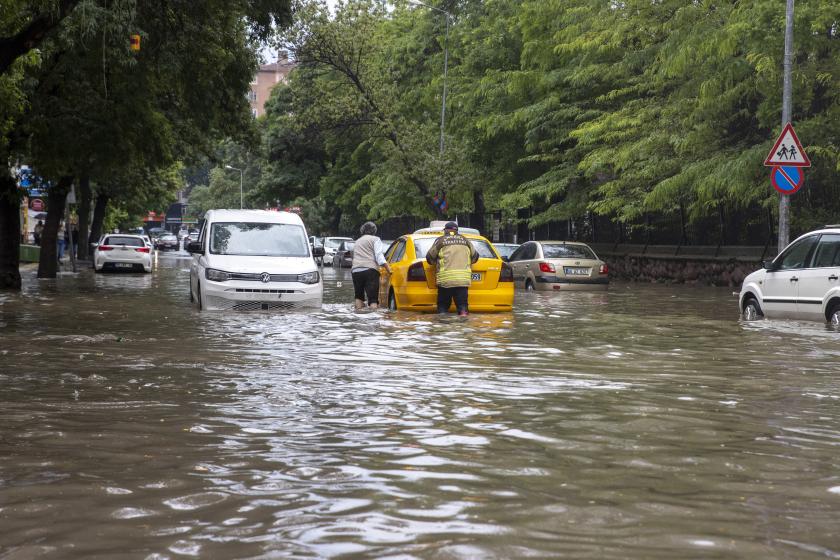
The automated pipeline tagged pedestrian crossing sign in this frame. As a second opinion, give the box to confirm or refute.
[764,122,810,167]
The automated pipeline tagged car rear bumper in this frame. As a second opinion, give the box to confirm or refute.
[95,252,152,271]
[202,280,323,311]
[535,276,609,291]
[397,285,514,312]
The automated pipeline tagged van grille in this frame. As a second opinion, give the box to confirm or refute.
[228,272,300,282]
[233,301,297,311]
[234,288,297,294]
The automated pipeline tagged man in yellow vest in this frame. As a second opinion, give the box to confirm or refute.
[425,222,479,316]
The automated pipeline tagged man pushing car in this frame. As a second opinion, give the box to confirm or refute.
[425,222,479,316]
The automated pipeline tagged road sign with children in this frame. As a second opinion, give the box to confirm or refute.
[764,123,810,167]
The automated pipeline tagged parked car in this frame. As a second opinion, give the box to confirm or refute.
[507,241,609,291]
[740,226,840,324]
[493,243,520,261]
[187,209,325,311]
[332,240,355,268]
[378,224,514,312]
[155,233,179,251]
[321,236,353,266]
[93,234,152,273]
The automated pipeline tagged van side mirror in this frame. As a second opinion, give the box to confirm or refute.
[313,246,325,258]
[763,259,777,271]
[187,241,204,254]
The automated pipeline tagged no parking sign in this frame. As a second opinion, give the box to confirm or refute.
[764,123,810,196]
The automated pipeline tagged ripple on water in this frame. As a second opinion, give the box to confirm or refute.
[163,492,228,511]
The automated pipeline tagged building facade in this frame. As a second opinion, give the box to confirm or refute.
[248,54,295,118]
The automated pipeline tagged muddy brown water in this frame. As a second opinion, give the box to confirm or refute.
[1,253,840,559]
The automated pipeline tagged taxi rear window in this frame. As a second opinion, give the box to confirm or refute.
[414,237,498,259]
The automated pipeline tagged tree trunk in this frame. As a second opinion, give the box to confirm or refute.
[89,192,109,249]
[0,173,22,290]
[471,191,486,235]
[37,176,72,279]
[76,174,92,259]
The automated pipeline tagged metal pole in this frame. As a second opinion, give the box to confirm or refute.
[778,0,794,253]
[439,14,449,155]
[239,169,243,209]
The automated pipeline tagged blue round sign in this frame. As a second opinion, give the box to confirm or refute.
[771,165,803,195]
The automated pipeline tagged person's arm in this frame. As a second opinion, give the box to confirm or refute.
[469,240,479,263]
[426,237,442,264]
[374,238,390,273]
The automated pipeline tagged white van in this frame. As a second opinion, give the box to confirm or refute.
[188,210,325,311]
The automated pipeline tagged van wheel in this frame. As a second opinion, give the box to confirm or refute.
[189,284,194,302]
[197,283,204,311]
[829,302,840,327]
[388,290,398,311]
[742,297,763,321]
[525,280,535,291]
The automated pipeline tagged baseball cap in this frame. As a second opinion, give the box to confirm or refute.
[444,221,458,231]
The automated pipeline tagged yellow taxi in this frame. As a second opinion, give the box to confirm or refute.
[378,225,514,312]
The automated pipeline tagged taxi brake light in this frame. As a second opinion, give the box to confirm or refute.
[500,262,514,282]
[539,262,555,273]
[407,261,427,281]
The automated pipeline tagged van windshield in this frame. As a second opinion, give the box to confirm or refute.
[210,222,309,257]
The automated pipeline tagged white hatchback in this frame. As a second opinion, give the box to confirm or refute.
[188,209,325,311]
[740,226,840,324]
[93,234,152,273]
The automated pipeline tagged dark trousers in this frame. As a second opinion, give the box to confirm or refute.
[437,286,469,314]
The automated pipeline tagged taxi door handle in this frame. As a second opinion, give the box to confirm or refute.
[829,275,839,281]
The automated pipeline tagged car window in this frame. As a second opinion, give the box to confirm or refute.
[324,238,350,249]
[518,242,537,260]
[812,234,840,268]
[388,240,406,263]
[413,237,497,259]
[104,236,144,247]
[542,243,596,259]
[508,245,525,262]
[777,235,818,270]
[210,222,309,257]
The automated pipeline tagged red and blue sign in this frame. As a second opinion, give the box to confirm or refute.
[771,165,804,195]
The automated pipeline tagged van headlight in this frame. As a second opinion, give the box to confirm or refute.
[205,268,231,282]
[297,271,320,284]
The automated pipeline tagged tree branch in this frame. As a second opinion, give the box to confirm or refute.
[0,0,82,75]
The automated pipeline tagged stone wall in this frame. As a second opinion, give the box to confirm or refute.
[589,244,774,287]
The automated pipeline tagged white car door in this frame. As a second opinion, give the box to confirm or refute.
[508,243,535,288]
[762,234,819,319]
[795,233,840,321]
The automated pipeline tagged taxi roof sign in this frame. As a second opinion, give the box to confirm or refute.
[764,122,810,167]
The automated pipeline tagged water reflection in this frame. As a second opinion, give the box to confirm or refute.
[1,261,839,558]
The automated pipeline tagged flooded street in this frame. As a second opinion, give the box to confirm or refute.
[2,252,840,559]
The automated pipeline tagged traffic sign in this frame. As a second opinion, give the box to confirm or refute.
[771,165,804,195]
[764,122,810,167]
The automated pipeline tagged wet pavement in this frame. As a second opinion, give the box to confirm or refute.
[1,250,840,559]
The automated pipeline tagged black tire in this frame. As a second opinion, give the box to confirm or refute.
[388,290,398,311]
[189,283,194,302]
[742,297,763,321]
[196,283,203,311]
[829,302,840,327]
[525,279,535,292]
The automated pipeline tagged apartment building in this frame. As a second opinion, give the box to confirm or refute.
[248,53,295,118]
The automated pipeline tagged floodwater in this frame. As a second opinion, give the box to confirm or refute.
[1,251,840,560]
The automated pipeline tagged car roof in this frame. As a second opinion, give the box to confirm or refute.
[104,234,145,239]
[204,209,303,226]
[324,236,352,240]
[530,240,592,246]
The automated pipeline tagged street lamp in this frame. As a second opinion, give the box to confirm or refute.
[224,165,243,209]
[408,0,450,155]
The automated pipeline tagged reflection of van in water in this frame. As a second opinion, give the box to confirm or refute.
[187,210,325,311]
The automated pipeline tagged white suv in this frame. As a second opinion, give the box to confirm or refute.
[740,226,840,324]
[188,209,325,311]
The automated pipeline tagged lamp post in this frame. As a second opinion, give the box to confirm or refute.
[409,0,450,156]
[225,165,243,209]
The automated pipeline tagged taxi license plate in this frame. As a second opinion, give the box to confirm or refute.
[115,263,133,269]
[471,273,482,281]
[564,267,589,276]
